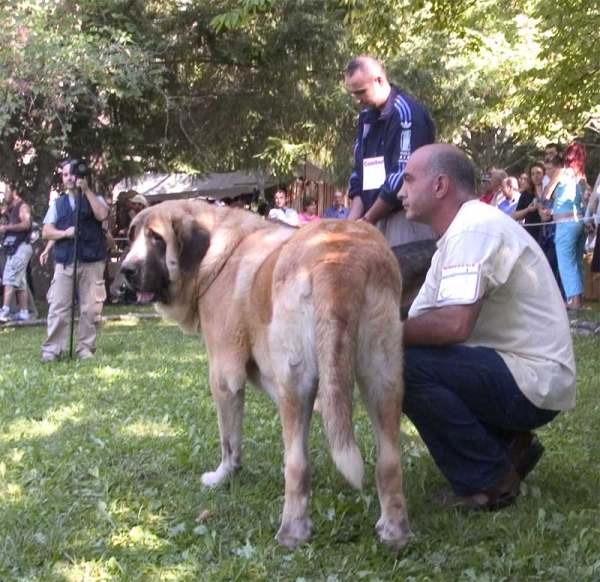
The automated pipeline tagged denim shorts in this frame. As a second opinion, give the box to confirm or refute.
[2,243,33,289]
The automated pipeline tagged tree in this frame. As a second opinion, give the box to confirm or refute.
[0,0,164,209]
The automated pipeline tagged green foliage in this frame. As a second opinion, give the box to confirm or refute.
[0,317,599,580]
[0,0,164,204]
[526,0,600,137]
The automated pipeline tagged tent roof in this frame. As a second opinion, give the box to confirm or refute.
[113,171,276,202]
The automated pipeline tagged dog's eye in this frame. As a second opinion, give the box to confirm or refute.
[150,230,165,245]
[128,227,136,243]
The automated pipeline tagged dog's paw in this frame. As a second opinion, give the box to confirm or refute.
[375,516,415,551]
[275,518,314,549]
[201,468,228,488]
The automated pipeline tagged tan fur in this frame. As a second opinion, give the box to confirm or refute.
[123,200,414,550]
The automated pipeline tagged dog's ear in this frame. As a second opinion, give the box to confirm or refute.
[173,216,210,277]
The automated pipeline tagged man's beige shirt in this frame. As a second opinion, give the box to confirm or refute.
[409,200,576,411]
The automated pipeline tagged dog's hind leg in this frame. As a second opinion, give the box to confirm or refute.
[201,370,246,488]
[275,380,316,548]
[357,309,414,550]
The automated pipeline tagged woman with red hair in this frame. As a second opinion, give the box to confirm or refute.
[551,141,587,309]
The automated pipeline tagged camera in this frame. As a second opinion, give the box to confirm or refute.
[73,159,90,178]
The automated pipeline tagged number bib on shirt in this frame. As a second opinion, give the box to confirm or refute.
[363,157,386,191]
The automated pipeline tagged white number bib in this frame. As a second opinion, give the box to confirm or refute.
[363,156,386,191]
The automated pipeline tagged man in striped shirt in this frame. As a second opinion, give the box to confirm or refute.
[345,56,436,246]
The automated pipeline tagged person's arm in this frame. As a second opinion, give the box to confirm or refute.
[0,202,32,234]
[542,169,563,200]
[42,222,75,241]
[78,177,109,222]
[372,112,406,217]
[512,198,537,221]
[348,197,365,220]
[286,209,300,226]
[39,240,55,265]
[362,198,393,224]
[403,300,484,347]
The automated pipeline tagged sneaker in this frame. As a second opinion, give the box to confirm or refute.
[0,308,10,323]
[77,351,94,360]
[41,355,58,364]
[15,311,30,322]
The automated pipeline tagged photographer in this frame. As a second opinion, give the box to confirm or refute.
[0,183,33,323]
[41,160,108,362]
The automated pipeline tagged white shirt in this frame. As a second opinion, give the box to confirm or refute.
[409,200,576,411]
[268,207,300,226]
[542,174,550,190]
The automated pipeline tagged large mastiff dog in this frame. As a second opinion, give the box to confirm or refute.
[121,200,413,550]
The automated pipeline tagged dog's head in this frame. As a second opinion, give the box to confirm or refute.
[120,202,211,305]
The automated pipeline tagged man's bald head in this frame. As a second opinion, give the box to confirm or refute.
[398,144,477,235]
[425,144,477,200]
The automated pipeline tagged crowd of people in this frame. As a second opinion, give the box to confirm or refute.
[480,141,599,311]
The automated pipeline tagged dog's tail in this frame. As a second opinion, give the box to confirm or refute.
[313,265,364,490]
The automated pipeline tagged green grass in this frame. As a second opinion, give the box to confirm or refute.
[1,316,599,581]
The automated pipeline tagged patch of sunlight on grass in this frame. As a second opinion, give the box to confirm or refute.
[111,525,165,550]
[121,419,178,438]
[96,366,130,381]
[53,560,113,581]
[45,403,84,424]
[0,482,23,503]
[105,319,140,328]
[1,417,60,442]
[10,448,25,462]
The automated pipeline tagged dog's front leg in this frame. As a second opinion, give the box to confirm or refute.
[275,390,315,548]
[201,373,245,488]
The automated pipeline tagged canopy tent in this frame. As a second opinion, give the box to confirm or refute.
[113,171,276,203]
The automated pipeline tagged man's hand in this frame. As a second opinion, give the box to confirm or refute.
[40,248,50,265]
[64,226,76,239]
[0,224,6,235]
[76,176,92,194]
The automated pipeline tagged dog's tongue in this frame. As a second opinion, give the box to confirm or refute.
[136,291,155,304]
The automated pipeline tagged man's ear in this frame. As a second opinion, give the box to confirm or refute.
[173,216,210,277]
[434,174,450,199]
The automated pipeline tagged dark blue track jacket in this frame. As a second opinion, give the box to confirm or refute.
[348,84,435,212]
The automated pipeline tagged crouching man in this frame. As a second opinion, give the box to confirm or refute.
[398,144,575,510]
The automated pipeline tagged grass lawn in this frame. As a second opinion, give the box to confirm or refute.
[1,313,599,581]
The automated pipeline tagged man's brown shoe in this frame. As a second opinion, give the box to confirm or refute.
[436,466,521,511]
[508,431,544,480]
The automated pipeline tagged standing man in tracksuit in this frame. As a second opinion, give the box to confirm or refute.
[345,55,437,246]
[41,160,108,362]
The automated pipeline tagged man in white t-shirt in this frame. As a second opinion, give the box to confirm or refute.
[398,144,576,511]
[267,189,299,226]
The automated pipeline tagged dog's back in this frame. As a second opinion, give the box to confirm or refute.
[271,220,403,489]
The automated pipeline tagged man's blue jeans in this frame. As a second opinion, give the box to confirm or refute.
[403,346,558,496]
